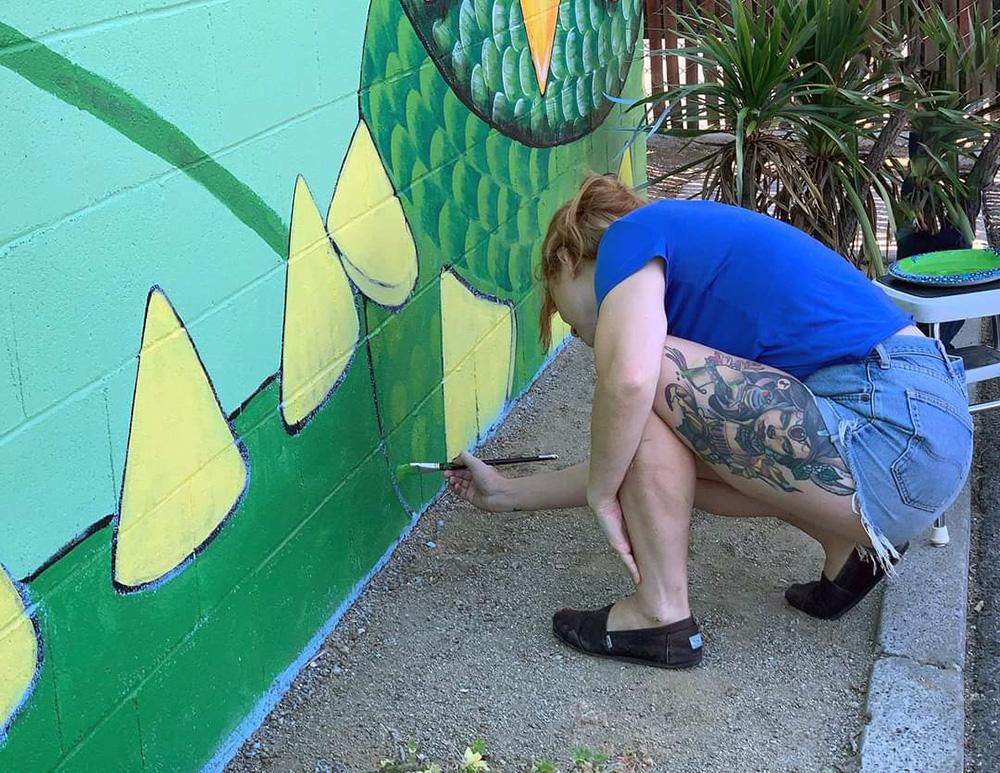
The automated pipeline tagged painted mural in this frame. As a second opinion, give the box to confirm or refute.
[0,1,644,768]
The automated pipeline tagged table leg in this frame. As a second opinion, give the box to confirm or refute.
[930,518,950,547]
[967,317,1000,413]
[927,321,950,546]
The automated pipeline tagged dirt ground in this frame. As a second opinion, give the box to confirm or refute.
[644,135,715,199]
[227,340,877,773]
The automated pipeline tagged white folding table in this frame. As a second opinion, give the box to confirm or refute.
[876,276,1000,545]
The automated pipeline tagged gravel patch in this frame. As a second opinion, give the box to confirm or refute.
[226,341,876,773]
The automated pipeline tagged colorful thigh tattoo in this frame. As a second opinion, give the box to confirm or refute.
[662,347,854,497]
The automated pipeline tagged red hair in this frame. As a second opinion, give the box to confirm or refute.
[536,173,644,350]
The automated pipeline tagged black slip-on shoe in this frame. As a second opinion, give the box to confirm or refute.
[785,543,909,620]
[552,605,703,669]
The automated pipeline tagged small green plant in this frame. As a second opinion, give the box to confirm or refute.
[376,740,656,772]
[379,739,432,773]
[617,750,654,772]
[460,744,490,773]
[571,746,610,771]
[403,741,421,764]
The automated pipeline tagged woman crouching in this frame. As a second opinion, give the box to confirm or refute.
[445,174,972,669]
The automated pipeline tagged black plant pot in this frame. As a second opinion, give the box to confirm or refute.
[896,225,971,350]
[896,226,970,260]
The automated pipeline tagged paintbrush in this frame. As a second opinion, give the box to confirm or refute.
[398,453,558,474]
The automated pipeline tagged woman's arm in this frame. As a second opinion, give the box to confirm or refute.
[586,259,668,584]
[586,258,668,507]
[444,453,588,512]
[503,460,588,510]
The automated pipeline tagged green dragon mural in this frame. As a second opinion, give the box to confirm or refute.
[0,1,644,768]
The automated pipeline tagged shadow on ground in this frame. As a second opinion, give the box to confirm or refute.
[227,341,877,773]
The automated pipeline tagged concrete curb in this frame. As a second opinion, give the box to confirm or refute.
[859,321,979,772]
[859,485,970,773]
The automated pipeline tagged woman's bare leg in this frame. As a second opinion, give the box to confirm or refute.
[607,412,696,631]
[652,337,873,551]
[692,468,856,577]
[608,415,858,633]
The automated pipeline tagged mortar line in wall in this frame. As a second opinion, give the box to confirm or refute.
[0,87,357,256]
[0,260,287,448]
[42,436,393,770]
[102,385,120,509]
[48,645,67,764]
[134,696,147,771]
[1,0,232,52]
[224,443,391,603]
[52,632,189,770]
[2,291,28,419]
[0,372,110,448]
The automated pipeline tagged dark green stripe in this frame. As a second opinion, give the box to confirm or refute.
[0,21,288,257]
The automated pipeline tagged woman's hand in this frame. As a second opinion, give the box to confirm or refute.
[588,495,641,586]
[443,451,514,513]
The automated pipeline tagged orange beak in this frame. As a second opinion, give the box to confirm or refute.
[519,0,560,96]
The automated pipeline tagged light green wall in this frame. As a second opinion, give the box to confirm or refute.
[0,1,645,767]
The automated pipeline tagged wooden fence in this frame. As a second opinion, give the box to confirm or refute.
[643,0,999,128]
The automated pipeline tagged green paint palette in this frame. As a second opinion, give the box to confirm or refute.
[889,248,1000,287]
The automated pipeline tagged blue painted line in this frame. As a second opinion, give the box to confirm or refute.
[202,505,424,772]
[204,335,574,771]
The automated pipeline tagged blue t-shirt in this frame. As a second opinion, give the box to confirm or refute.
[593,199,911,380]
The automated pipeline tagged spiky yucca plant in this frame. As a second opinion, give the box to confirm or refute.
[642,0,903,275]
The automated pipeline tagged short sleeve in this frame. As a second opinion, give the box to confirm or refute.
[593,220,668,309]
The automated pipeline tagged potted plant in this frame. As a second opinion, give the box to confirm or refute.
[884,4,1000,346]
[889,3,1000,259]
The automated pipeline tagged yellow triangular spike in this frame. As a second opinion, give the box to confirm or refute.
[114,289,248,589]
[0,568,37,732]
[520,0,560,95]
[618,146,634,189]
[441,271,515,459]
[282,176,360,429]
[549,313,573,353]
[327,120,418,308]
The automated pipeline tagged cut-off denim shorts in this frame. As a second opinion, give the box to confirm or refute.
[804,333,973,572]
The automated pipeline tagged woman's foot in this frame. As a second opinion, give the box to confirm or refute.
[785,543,909,620]
[552,604,703,669]
[605,593,690,632]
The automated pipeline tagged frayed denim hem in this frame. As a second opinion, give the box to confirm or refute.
[852,493,902,577]
[835,419,902,577]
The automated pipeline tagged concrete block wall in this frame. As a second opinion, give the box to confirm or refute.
[0,1,646,768]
